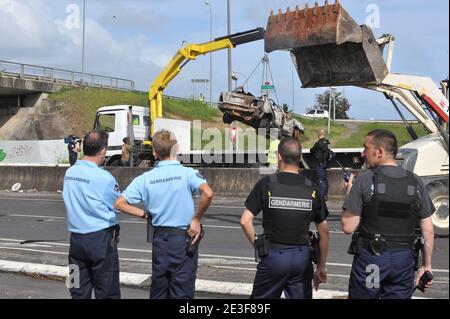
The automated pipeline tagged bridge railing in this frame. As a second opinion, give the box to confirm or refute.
[0,60,135,91]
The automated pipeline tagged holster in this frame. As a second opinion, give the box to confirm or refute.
[146,211,153,243]
[348,232,363,255]
[369,234,387,256]
[413,236,425,271]
[254,234,270,262]
[187,225,205,256]
[309,231,320,264]
[108,224,120,247]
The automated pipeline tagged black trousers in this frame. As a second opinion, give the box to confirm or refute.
[68,227,120,299]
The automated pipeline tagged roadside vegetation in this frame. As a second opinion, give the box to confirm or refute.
[48,88,427,150]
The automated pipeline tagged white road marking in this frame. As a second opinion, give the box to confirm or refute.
[0,236,448,273]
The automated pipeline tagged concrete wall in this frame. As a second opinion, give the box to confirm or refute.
[0,166,358,198]
[0,76,62,94]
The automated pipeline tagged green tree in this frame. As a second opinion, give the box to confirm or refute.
[282,103,289,113]
[313,89,350,119]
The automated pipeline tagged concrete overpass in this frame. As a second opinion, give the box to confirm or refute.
[0,60,135,140]
[0,60,135,108]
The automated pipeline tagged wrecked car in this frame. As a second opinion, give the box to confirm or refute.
[218,87,304,138]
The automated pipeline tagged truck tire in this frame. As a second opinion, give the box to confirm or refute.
[427,180,449,237]
[223,113,233,124]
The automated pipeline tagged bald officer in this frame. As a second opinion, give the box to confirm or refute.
[115,129,213,299]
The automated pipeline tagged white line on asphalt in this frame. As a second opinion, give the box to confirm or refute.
[207,265,449,284]
[0,237,448,273]
[0,197,63,202]
[1,213,347,233]
[3,213,65,220]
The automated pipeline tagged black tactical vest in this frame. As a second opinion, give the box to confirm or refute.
[263,173,315,245]
[360,168,420,244]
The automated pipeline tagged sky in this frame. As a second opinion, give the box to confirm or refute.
[0,0,448,119]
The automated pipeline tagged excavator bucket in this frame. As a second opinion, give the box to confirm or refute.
[264,1,389,87]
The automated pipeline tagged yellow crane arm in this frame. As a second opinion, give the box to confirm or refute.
[147,28,265,137]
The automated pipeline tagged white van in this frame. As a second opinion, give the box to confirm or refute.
[300,109,329,119]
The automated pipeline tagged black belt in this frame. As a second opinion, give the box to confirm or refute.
[361,238,413,251]
[154,226,187,236]
[269,241,305,250]
[106,224,120,232]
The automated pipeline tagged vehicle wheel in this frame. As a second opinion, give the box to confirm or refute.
[427,180,449,237]
[223,113,233,124]
[108,158,122,167]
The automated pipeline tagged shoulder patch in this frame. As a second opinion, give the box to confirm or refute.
[195,172,205,180]
[312,191,316,199]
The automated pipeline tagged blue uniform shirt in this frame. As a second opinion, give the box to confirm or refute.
[122,160,207,229]
[63,160,120,234]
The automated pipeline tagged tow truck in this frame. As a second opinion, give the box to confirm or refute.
[264,0,448,235]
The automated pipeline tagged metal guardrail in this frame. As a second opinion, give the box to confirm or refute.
[0,60,135,91]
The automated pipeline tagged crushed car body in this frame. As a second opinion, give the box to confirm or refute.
[218,87,304,138]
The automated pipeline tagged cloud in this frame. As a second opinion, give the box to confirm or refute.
[0,0,171,92]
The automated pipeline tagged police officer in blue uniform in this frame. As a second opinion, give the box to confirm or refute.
[63,131,139,299]
[341,129,434,299]
[114,129,213,299]
[241,137,330,299]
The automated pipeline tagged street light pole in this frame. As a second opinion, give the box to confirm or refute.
[328,88,332,135]
[291,62,295,112]
[81,0,86,85]
[227,0,232,91]
[205,1,213,107]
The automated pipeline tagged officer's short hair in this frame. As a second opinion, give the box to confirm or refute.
[153,129,178,159]
[367,129,398,157]
[278,137,302,165]
[83,131,109,156]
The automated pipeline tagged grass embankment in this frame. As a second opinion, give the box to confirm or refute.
[48,88,427,150]
[48,88,222,136]
[293,117,428,149]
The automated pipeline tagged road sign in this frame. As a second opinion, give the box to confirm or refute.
[261,84,275,90]
[229,127,238,143]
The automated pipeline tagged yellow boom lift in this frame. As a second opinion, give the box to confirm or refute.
[147,28,265,140]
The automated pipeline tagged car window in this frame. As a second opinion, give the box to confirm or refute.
[317,110,324,114]
[95,114,115,132]
[307,110,315,114]
[132,115,140,126]
[143,116,150,127]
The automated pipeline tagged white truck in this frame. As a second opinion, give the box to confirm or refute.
[93,105,191,166]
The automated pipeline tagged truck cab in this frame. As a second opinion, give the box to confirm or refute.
[93,105,150,166]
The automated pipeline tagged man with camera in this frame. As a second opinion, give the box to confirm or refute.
[240,137,329,299]
[310,128,331,201]
[67,134,81,166]
[341,129,434,299]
